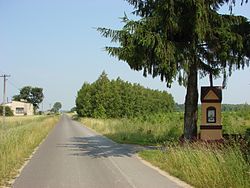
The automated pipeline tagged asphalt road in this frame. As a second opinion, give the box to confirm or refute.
[13,115,184,188]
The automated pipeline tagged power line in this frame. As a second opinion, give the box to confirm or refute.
[0,69,7,75]
[0,69,50,112]
[7,79,21,91]
[0,68,26,89]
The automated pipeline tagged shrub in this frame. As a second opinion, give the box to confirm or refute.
[0,106,14,116]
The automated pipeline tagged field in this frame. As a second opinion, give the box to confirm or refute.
[222,110,250,134]
[0,115,59,186]
[80,110,250,188]
[80,110,250,145]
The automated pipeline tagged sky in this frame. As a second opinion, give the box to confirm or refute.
[0,0,249,111]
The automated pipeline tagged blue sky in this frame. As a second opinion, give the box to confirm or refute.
[0,0,249,110]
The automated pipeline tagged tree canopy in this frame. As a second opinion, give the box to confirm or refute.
[13,86,44,112]
[98,0,249,86]
[51,102,62,113]
[76,72,175,118]
[98,0,250,140]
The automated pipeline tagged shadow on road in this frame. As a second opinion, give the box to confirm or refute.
[57,136,155,158]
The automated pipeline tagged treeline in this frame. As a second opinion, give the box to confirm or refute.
[175,103,250,112]
[76,72,175,118]
[222,104,250,112]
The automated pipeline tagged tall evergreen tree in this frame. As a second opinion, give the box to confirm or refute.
[76,82,93,117]
[98,0,250,140]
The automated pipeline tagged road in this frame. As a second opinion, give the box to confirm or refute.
[13,115,185,188]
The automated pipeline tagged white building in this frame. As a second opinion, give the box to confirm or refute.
[5,101,34,116]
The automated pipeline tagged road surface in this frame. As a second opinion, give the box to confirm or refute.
[13,115,184,188]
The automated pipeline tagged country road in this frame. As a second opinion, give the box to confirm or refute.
[13,115,184,188]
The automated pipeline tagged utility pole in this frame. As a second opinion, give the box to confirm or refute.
[1,74,11,126]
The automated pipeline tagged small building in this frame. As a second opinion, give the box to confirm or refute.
[5,101,34,116]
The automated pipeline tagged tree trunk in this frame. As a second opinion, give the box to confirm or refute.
[209,73,213,87]
[184,63,198,140]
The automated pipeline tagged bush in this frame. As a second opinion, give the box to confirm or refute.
[0,106,14,116]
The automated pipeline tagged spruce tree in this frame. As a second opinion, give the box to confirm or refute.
[98,0,250,140]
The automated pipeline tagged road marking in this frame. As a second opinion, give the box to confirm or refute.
[108,156,137,188]
[136,155,193,188]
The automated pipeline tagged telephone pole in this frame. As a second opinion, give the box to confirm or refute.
[1,74,11,126]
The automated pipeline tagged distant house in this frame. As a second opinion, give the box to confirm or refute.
[5,101,34,116]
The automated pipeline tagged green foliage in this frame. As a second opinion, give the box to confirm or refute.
[51,102,62,113]
[222,106,250,134]
[140,144,250,188]
[175,103,250,112]
[76,72,175,118]
[81,111,250,145]
[81,112,183,145]
[98,0,250,139]
[70,107,76,113]
[175,103,185,112]
[13,86,44,111]
[222,103,250,112]
[98,0,250,87]
[0,106,14,116]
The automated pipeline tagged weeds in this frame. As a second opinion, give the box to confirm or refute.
[0,116,59,186]
[80,111,250,187]
[81,112,183,145]
[140,143,250,188]
[81,111,250,145]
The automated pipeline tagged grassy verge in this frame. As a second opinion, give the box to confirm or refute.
[80,111,250,187]
[80,111,250,145]
[81,113,183,145]
[139,144,250,188]
[0,115,59,186]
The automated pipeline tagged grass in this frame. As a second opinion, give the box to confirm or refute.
[80,111,250,187]
[0,115,59,186]
[139,144,250,188]
[81,111,250,145]
[222,110,250,134]
[81,112,183,145]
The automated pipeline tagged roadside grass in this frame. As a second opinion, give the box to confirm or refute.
[80,111,250,188]
[66,112,77,119]
[0,116,47,130]
[80,111,250,145]
[139,144,250,188]
[0,115,59,186]
[81,112,183,145]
